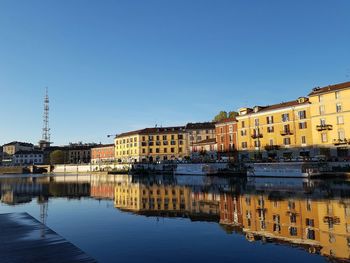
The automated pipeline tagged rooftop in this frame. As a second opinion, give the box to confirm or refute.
[185,122,215,130]
[3,141,34,147]
[117,126,186,138]
[308,81,350,96]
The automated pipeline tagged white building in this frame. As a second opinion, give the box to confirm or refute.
[13,150,44,165]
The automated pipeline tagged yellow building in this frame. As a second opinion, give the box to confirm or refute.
[308,81,350,159]
[236,97,313,160]
[115,126,188,163]
[114,182,191,214]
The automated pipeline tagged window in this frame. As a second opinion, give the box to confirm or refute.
[301,136,306,144]
[306,218,314,227]
[266,116,274,124]
[321,132,328,143]
[290,213,297,223]
[282,113,289,122]
[336,103,342,113]
[241,142,247,149]
[171,148,175,153]
[299,122,307,129]
[241,121,245,128]
[320,118,326,126]
[319,105,325,115]
[335,91,340,99]
[163,135,167,140]
[338,129,345,140]
[298,110,306,119]
[229,125,233,133]
[267,126,274,133]
[254,141,260,147]
[164,148,167,153]
[284,137,291,145]
[318,95,323,102]
[337,116,344,124]
[241,129,247,136]
[149,148,153,153]
[289,227,297,236]
[254,118,259,126]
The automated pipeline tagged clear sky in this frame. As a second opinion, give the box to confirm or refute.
[0,0,349,146]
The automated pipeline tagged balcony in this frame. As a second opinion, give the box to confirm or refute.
[280,130,293,136]
[251,133,263,139]
[316,124,333,131]
[333,138,350,146]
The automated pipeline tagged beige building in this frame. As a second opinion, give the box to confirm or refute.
[115,126,188,163]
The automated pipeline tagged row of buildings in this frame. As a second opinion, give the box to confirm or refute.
[1,81,350,165]
[113,81,350,162]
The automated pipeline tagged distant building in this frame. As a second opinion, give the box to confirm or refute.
[115,126,188,163]
[91,144,115,164]
[66,143,96,164]
[13,150,44,165]
[189,138,217,161]
[185,122,216,146]
[215,118,238,161]
[2,141,34,165]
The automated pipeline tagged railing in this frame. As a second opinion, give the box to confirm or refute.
[333,138,350,145]
[251,133,263,139]
[280,130,293,136]
[316,124,333,131]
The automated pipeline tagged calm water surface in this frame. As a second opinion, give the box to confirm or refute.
[0,174,349,263]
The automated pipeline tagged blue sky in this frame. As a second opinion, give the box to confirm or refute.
[0,0,349,146]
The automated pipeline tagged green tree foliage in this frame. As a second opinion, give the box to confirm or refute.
[228,111,238,118]
[50,150,64,165]
[213,111,228,122]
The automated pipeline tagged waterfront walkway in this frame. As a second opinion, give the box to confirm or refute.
[0,213,96,263]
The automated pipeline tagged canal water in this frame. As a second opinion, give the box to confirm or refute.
[0,174,349,263]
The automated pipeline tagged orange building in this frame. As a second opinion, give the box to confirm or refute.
[215,118,238,160]
[91,144,115,164]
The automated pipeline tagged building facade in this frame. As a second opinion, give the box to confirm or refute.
[189,138,217,161]
[186,122,216,151]
[308,81,350,160]
[91,144,115,164]
[115,126,188,163]
[215,118,238,160]
[65,143,96,164]
[13,150,44,165]
[2,141,34,165]
[236,98,313,161]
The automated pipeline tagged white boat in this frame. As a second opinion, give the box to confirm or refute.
[175,163,219,175]
[246,162,326,178]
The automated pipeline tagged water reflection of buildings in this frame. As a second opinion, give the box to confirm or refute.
[2,174,350,262]
[114,176,350,262]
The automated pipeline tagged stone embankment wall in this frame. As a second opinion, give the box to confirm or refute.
[52,164,131,173]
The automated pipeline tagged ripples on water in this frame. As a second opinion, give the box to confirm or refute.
[0,174,350,263]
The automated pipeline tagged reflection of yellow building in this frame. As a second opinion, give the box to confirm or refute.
[237,192,350,261]
[115,126,188,163]
[114,183,191,213]
[317,199,350,259]
[236,97,313,160]
[308,82,350,159]
[240,194,320,246]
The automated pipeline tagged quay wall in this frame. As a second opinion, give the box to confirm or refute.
[52,164,131,173]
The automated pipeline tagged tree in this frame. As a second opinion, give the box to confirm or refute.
[228,111,238,118]
[213,111,228,122]
[50,150,64,165]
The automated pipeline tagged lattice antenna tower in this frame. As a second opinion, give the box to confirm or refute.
[42,87,50,142]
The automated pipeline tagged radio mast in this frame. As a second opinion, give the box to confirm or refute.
[39,87,51,149]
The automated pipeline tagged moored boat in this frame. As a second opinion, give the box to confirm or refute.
[246,162,328,178]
